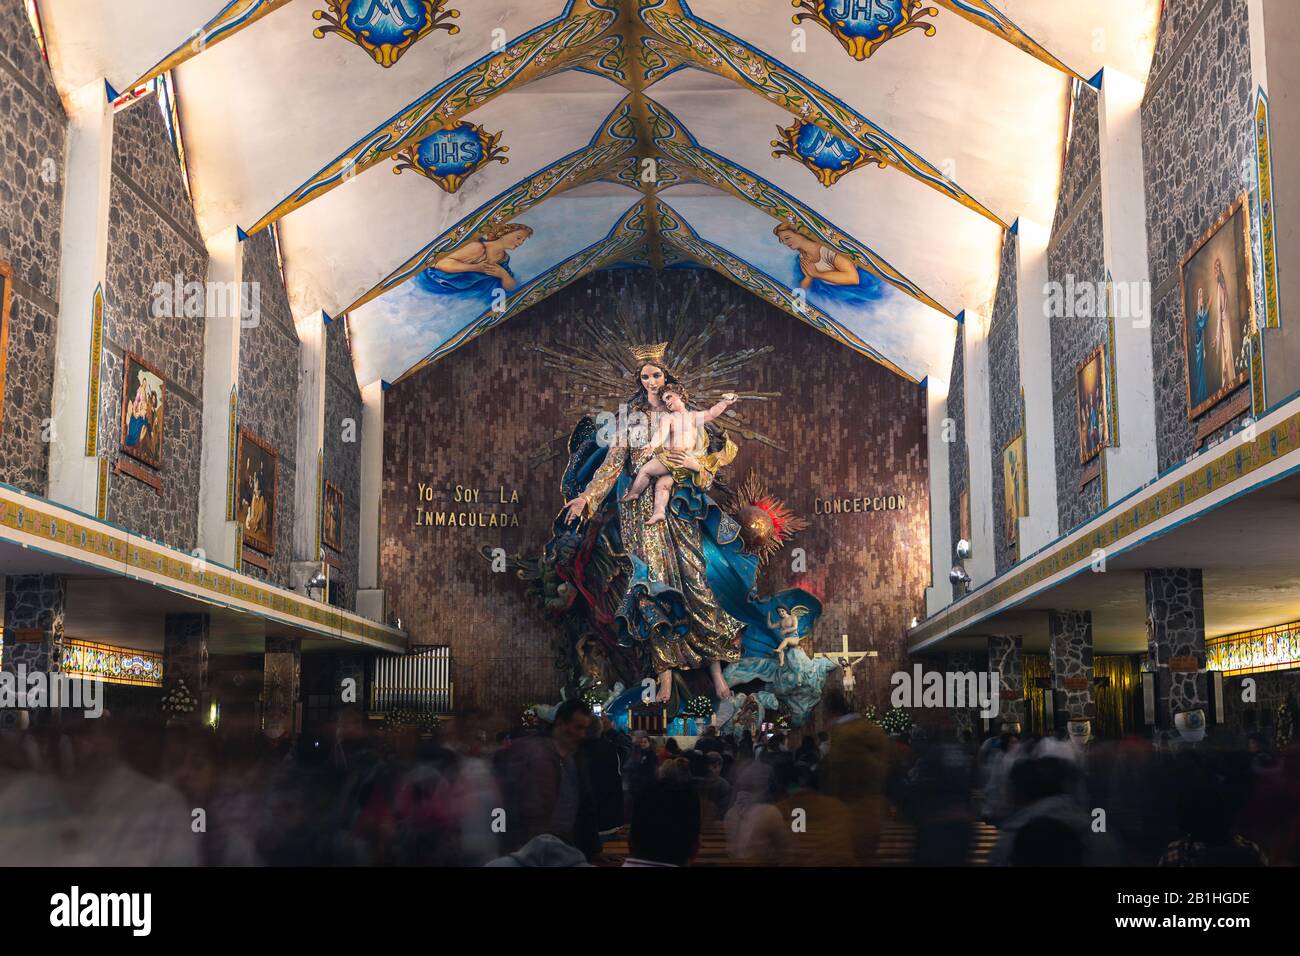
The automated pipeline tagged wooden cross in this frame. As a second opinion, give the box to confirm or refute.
[814,634,877,670]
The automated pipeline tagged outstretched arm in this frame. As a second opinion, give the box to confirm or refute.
[697,393,739,425]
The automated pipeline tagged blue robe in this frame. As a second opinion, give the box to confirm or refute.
[1192,305,1210,407]
[416,254,515,308]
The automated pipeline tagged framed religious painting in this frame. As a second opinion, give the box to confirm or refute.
[0,258,12,431]
[1075,345,1109,465]
[236,428,278,556]
[119,351,166,469]
[1179,192,1256,420]
[322,480,343,552]
[1001,433,1028,546]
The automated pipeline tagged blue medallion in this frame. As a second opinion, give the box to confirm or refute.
[793,0,938,60]
[392,121,509,193]
[771,120,883,186]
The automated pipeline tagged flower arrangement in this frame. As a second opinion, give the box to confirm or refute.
[863,704,912,736]
[161,679,196,716]
[580,686,607,712]
[521,705,540,729]
[381,708,441,733]
[683,695,714,720]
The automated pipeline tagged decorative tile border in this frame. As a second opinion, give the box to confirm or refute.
[910,396,1300,649]
[0,484,406,652]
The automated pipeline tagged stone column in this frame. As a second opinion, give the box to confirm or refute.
[947,650,981,742]
[47,80,115,514]
[1013,219,1060,552]
[923,375,953,615]
[356,379,386,623]
[961,310,996,588]
[263,637,301,740]
[290,312,328,596]
[1144,568,1208,748]
[197,226,246,568]
[2,575,67,676]
[987,635,1025,732]
[1048,610,1095,727]
[1097,68,1159,500]
[163,614,210,728]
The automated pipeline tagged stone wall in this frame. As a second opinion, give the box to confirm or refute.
[0,0,64,495]
[1142,0,1258,472]
[1047,84,1106,534]
[100,95,205,552]
[322,316,362,609]
[988,231,1021,572]
[381,269,932,721]
[237,230,299,588]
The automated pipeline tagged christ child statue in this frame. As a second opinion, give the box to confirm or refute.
[621,384,739,525]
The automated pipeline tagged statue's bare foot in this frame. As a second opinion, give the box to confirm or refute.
[777,652,786,667]
[621,491,639,503]
[646,510,666,526]
[656,670,673,703]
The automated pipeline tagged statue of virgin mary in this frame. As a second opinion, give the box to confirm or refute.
[544,335,827,719]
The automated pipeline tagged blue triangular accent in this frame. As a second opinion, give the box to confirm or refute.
[954,310,966,325]
[1087,69,1104,90]
[919,376,931,389]
[236,226,250,242]
[322,312,335,325]
[1009,218,1020,236]
[105,80,120,102]
[381,380,393,392]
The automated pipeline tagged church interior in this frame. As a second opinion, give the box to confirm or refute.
[2,0,1300,879]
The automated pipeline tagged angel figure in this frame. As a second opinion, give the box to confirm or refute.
[770,605,813,666]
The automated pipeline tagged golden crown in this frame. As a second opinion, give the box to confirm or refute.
[629,342,668,365]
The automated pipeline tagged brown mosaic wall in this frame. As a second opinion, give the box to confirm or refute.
[381,269,931,722]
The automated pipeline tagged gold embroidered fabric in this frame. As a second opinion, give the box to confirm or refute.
[575,422,743,672]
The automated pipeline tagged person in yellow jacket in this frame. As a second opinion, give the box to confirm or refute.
[817,688,891,864]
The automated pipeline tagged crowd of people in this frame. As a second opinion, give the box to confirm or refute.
[1,690,1298,867]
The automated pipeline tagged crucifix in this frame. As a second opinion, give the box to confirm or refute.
[815,635,877,703]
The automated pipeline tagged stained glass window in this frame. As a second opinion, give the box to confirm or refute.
[60,639,164,687]
[1207,622,1300,677]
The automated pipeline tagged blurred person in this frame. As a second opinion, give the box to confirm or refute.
[486,832,592,867]
[1,716,198,866]
[723,759,787,864]
[695,725,724,755]
[503,699,599,858]
[1010,816,1087,867]
[818,689,889,864]
[578,715,625,837]
[775,762,855,866]
[623,730,658,819]
[989,757,1116,866]
[903,732,975,865]
[686,749,730,824]
[623,780,701,867]
[1159,778,1267,867]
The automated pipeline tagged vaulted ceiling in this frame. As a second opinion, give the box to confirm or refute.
[38,0,1161,387]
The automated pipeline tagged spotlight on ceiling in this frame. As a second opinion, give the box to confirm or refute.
[949,564,971,587]
[956,538,972,560]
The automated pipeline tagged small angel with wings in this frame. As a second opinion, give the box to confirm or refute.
[769,605,813,667]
